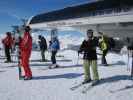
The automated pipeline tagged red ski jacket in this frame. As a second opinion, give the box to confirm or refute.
[2,35,14,48]
[20,32,32,55]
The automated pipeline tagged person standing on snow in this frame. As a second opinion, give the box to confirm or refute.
[38,35,47,61]
[78,29,99,85]
[127,40,133,77]
[98,32,109,66]
[20,26,32,80]
[2,32,14,63]
[49,37,60,69]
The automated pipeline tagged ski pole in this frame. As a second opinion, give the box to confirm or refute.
[131,51,133,77]
[76,52,79,65]
[18,52,21,79]
[17,45,22,80]
[127,51,129,71]
[127,50,130,71]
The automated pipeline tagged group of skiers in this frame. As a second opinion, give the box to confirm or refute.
[1,26,33,80]
[78,29,113,85]
[79,29,133,85]
[38,34,60,68]
[1,26,60,80]
[1,27,133,82]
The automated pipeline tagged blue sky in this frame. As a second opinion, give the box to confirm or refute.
[0,0,93,34]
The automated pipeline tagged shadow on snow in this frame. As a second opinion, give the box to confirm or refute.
[32,73,83,80]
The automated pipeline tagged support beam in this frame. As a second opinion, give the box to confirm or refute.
[51,29,58,41]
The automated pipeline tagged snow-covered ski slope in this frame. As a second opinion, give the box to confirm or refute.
[0,35,133,100]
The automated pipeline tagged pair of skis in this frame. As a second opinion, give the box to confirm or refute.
[70,80,100,94]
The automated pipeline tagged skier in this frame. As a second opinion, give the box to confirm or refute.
[98,32,109,66]
[78,29,99,85]
[38,35,47,61]
[127,40,133,77]
[19,26,32,80]
[49,36,60,68]
[2,32,14,63]
[126,37,131,71]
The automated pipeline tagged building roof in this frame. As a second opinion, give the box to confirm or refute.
[30,0,133,24]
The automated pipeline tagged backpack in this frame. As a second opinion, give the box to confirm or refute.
[107,38,115,50]
[51,39,60,51]
[55,40,60,50]
[101,36,115,50]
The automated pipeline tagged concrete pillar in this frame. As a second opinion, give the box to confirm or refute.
[51,29,58,41]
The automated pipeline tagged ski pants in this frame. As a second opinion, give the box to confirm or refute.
[131,53,133,77]
[5,46,11,61]
[83,60,99,81]
[102,50,108,65]
[21,51,32,77]
[41,49,46,61]
[51,51,57,64]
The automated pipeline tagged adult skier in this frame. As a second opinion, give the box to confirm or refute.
[99,32,108,66]
[49,36,60,68]
[78,29,99,85]
[38,35,47,61]
[126,37,131,71]
[127,40,133,77]
[20,26,32,80]
[2,32,14,63]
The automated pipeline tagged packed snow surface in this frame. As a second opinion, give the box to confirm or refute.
[0,35,133,100]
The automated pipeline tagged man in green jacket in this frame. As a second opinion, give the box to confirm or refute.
[99,32,108,66]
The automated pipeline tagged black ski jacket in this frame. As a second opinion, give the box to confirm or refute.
[38,37,47,50]
[79,37,98,60]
